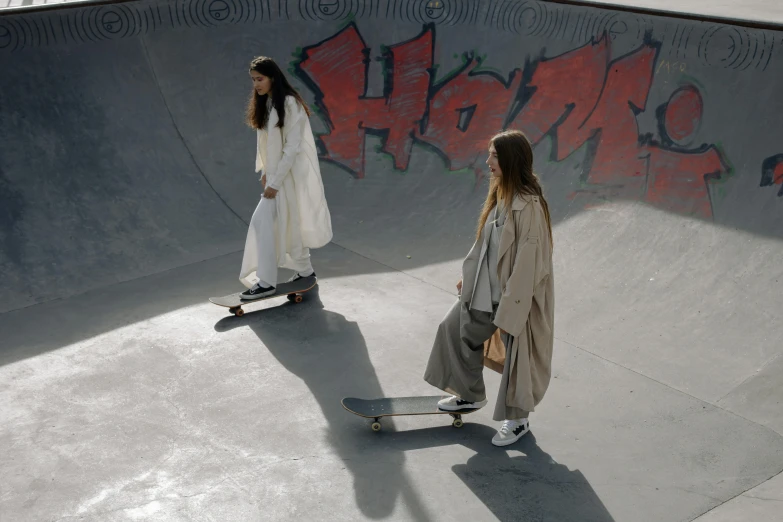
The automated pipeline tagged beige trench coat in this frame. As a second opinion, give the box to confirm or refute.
[461,194,555,414]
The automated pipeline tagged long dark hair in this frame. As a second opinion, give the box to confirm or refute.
[477,130,553,245]
[245,56,310,130]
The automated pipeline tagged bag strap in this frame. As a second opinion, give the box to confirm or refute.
[527,196,540,240]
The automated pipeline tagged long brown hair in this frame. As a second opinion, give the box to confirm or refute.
[476,130,553,244]
[245,56,310,130]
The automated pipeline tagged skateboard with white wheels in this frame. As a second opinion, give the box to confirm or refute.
[341,396,479,432]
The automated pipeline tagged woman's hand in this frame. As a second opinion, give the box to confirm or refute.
[456,279,463,293]
[263,186,278,199]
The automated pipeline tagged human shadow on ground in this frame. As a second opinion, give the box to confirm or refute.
[366,424,615,522]
[215,286,613,522]
[215,286,433,520]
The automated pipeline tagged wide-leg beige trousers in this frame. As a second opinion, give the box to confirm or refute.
[423,300,529,421]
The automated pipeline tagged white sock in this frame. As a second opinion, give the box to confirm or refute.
[298,268,314,277]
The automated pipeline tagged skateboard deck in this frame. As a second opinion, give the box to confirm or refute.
[209,276,317,316]
[341,396,479,432]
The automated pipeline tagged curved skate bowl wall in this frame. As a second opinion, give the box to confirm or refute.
[1,0,783,313]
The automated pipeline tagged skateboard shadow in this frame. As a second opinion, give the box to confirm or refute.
[216,287,434,521]
[383,426,615,522]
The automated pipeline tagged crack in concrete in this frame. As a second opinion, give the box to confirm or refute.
[743,494,783,502]
[688,470,783,521]
[594,481,724,504]
[715,352,783,405]
[556,337,783,442]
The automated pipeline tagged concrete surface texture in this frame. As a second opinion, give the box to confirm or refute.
[573,0,783,26]
[0,0,70,9]
[4,0,783,26]
[1,0,783,520]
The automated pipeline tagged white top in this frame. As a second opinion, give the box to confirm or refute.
[470,201,506,313]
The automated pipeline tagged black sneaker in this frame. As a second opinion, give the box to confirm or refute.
[286,271,316,283]
[240,283,276,300]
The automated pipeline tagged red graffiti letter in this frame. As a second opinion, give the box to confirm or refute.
[509,37,658,190]
[417,58,522,172]
[643,146,728,219]
[573,44,658,187]
[761,154,783,197]
[509,36,609,145]
[298,23,432,177]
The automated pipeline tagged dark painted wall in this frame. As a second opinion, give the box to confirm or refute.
[1,0,782,311]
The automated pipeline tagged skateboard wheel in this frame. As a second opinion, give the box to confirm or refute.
[452,418,464,428]
[233,308,245,317]
[371,422,382,432]
[287,294,304,303]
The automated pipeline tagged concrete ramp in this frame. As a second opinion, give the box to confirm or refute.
[2,0,783,312]
[2,1,783,520]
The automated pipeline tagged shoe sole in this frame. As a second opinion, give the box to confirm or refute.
[288,274,316,283]
[437,401,487,412]
[240,291,276,301]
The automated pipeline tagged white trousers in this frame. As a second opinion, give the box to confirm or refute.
[240,197,313,288]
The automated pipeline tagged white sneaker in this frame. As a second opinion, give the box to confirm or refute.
[437,395,487,411]
[491,418,530,447]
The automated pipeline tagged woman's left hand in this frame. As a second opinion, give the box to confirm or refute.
[263,186,278,199]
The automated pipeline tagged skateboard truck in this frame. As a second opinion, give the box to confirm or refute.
[370,413,464,432]
[227,292,302,317]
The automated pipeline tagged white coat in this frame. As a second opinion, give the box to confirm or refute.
[239,95,332,287]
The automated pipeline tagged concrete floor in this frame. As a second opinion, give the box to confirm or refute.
[3,0,783,520]
[3,232,783,521]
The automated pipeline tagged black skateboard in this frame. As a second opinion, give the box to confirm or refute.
[341,396,479,432]
[209,276,317,317]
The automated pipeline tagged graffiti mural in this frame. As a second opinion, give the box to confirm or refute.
[296,22,733,219]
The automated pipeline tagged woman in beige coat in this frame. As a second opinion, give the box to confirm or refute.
[423,130,555,447]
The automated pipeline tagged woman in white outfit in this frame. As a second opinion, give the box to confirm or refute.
[239,56,332,300]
